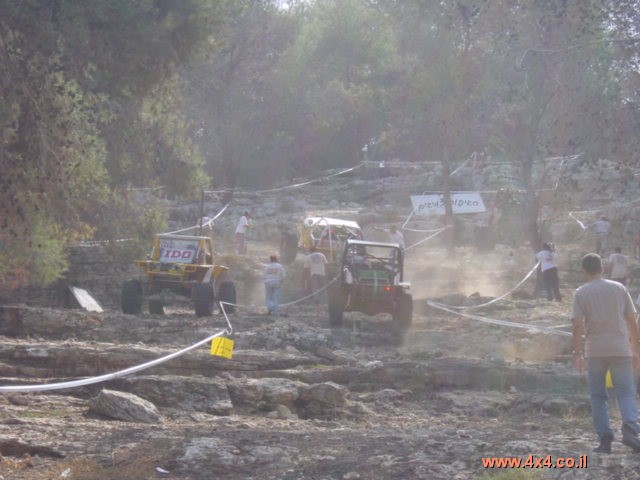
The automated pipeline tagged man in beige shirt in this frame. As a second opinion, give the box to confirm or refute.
[572,253,640,454]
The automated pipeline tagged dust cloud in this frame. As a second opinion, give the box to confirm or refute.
[404,244,533,301]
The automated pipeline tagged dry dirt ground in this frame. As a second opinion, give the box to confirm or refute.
[1,242,640,480]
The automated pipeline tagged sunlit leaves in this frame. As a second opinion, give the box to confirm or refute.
[0,0,226,287]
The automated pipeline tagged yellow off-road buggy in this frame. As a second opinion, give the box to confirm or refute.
[121,234,236,317]
[279,216,363,264]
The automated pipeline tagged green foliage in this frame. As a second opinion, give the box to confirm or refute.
[3,0,640,286]
[0,215,69,290]
[275,0,394,171]
[0,0,226,287]
[184,0,302,187]
[91,191,168,245]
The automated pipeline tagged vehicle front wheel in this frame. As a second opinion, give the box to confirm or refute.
[194,282,214,317]
[121,280,143,314]
[217,281,237,314]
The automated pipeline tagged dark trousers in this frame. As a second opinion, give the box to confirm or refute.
[542,267,562,301]
[310,274,326,304]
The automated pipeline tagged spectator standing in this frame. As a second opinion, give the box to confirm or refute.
[235,211,251,255]
[590,216,611,255]
[262,255,285,317]
[572,253,640,453]
[375,225,405,250]
[535,243,562,302]
[607,247,630,286]
[200,215,213,235]
[304,246,329,304]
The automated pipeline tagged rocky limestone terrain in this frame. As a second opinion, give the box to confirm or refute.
[1,161,640,479]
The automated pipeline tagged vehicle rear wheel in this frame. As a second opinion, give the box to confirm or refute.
[194,282,214,317]
[328,290,345,328]
[393,293,413,330]
[148,299,164,315]
[217,281,236,314]
[121,280,143,314]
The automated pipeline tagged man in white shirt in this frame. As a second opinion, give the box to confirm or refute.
[304,246,329,304]
[235,211,251,254]
[262,255,285,317]
[375,225,405,250]
[536,243,562,301]
[607,247,630,285]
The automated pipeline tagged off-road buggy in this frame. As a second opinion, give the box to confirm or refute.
[280,216,362,264]
[121,234,236,317]
[327,239,412,329]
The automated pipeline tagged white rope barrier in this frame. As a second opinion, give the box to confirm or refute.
[450,158,470,176]
[0,318,233,393]
[126,186,166,192]
[217,275,341,313]
[427,262,540,310]
[568,211,595,231]
[404,227,450,252]
[163,203,229,236]
[280,275,340,307]
[402,209,430,233]
[426,300,572,337]
[69,238,134,247]
[204,163,365,196]
[401,208,451,234]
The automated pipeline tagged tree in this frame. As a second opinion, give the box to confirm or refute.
[184,1,300,188]
[376,0,639,251]
[375,1,494,252]
[484,0,634,250]
[275,0,395,175]
[0,0,226,287]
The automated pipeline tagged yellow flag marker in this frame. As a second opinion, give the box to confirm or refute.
[606,369,613,389]
[210,337,234,359]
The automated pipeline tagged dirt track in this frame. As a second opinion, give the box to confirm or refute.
[1,241,640,479]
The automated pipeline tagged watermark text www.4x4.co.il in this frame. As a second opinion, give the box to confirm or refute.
[482,454,587,469]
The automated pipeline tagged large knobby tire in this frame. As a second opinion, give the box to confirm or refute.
[217,281,236,314]
[121,280,143,314]
[328,290,345,328]
[193,282,214,317]
[148,299,164,315]
[279,232,299,265]
[393,293,413,330]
